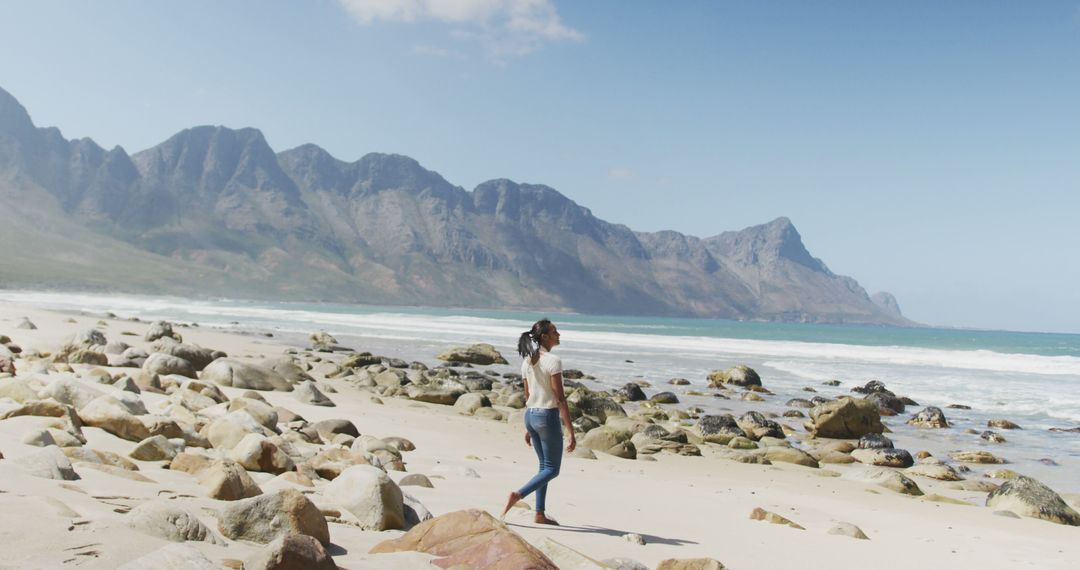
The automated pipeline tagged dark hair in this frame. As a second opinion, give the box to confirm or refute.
[517,319,554,364]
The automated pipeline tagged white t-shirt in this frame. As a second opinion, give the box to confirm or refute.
[522,350,562,409]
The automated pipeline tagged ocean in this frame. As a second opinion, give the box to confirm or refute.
[3,290,1078,493]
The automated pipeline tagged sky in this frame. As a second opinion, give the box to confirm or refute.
[1,0,1079,333]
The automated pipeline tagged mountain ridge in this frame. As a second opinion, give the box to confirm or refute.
[0,86,911,325]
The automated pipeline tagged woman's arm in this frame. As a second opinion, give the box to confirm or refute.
[550,372,576,452]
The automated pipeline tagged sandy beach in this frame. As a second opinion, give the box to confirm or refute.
[1,301,1078,570]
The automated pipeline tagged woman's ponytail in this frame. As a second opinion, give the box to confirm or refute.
[517,330,537,361]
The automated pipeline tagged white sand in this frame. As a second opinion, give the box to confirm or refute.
[0,303,1077,569]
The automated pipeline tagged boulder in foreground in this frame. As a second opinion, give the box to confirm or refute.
[986,476,1080,526]
[246,535,337,570]
[217,488,329,545]
[370,508,557,569]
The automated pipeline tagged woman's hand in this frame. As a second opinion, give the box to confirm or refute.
[525,432,532,447]
[566,433,576,453]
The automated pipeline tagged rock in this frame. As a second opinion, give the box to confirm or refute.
[312,419,359,443]
[988,419,1022,430]
[145,320,180,342]
[324,464,405,530]
[864,391,905,414]
[127,501,220,543]
[16,317,37,329]
[572,393,627,423]
[200,460,263,500]
[649,391,679,404]
[16,445,79,480]
[981,430,1007,443]
[217,488,329,545]
[130,435,181,461]
[851,448,914,468]
[309,330,338,347]
[307,447,372,480]
[406,385,465,405]
[369,508,557,569]
[857,433,894,449]
[454,392,491,414]
[63,447,138,470]
[656,558,728,570]
[399,473,434,488]
[749,507,805,529]
[153,341,219,371]
[341,352,383,368]
[907,406,950,428]
[201,359,294,392]
[808,397,884,438]
[143,353,197,379]
[827,522,869,539]
[759,446,819,468]
[79,462,156,483]
[245,535,336,570]
[169,452,212,475]
[78,396,150,442]
[582,426,635,458]
[117,543,217,570]
[604,558,651,570]
[436,343,508,365]
[64,328,107,349]
[736,411,783,440]
[206,413,268,451]
[697,414,746,442]
[707,364,761,388]
[22,428,57,447]
[294,381,334,407]
[950,450,1005,464]
[228,434,295,474]
[403,492,434,528]
[844,467,923,495]
[536,537,611,569]
[905,463,964,481]
[986,476,1080,526]
[67,349,109,365]
[262,357,314,385]
[228,398,279,431]
[618,383,647,401]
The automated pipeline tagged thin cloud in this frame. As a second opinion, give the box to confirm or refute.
[338,0,584,59]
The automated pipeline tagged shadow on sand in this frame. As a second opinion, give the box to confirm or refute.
[507,522,696,547]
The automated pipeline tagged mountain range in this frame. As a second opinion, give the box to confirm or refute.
[0,86,909,325]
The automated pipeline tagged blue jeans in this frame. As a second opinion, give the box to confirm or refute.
[517,407,563,513]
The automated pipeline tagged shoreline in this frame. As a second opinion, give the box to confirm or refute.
[0,302,1078,568]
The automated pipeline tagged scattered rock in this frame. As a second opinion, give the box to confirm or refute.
[324,465,405,530]
[201,359,294,392]
[656,558,728,570]
[246,535,336,570]
[217,488,329,545]
[950,450,1005,464]
[988,419,1022,430]
[807,397,884,438]
[78,396,151,442]
[130,435,181,461]
[436,344,508,365]
[749,507,805,529]
[857,433,894,449]
[981,430,1007,443]
[986,476,1080,526]
[293,381,335,407]
[199,460,263,500]
[117,543,216,570]
[907,406,949,428]
[399,473,434,488]
[145,321,181,342]
[707,365,761,388]
[127,501,221,543]
[851,448,914,468]
[844,467,923,495]
[16,445,80,480]
[16,317,37,330]
[905,463,964,481]
[228,434,295,474]
[649,391,679,404]
[827,522,869,539]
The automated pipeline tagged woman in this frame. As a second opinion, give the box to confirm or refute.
[501,319,576,525]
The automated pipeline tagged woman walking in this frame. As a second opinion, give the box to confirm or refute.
[501,319,576,525]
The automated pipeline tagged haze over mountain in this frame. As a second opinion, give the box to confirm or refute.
[0,86,908,325]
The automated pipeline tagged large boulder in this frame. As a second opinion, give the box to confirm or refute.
[454,393,491,414]
[145,320,181,342]
[152,340,220,371]
[40,376,105,410]
[312,419,359,443]
[582,426,635,459]
[436,343,508,365]
[807,397,884,438]
[324,464,405,530]
[843,467,924,496]
[130,435,182,461]
[201,359,293,392]
[294,381,334,407]
[757,446,819,468]
[406,385,464,405]
[986,476,1080,526]
[905,463,964,481]
[851,448,914,468]
[126,501,221,543]
[735,411,784,441]
[143,353,197,379]
[199,460,263,500]
[246,535,337,570]
[370,509,558,569]
[707,365,761,388]
[262,357,314,385]
[217,488,329,545]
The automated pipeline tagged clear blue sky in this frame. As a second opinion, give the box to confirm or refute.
[2,1,1079,333]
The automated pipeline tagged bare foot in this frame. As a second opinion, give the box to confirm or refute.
[501,491,521,519]
[534,513,560,526]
